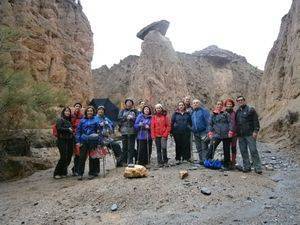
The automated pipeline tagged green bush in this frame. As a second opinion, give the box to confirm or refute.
[0,26,68,139]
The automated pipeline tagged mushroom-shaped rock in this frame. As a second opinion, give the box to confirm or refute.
[137,20,170,40]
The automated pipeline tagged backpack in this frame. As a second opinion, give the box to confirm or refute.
[204,159,223,169]
[52,124,58,137]
[52,118,62,138]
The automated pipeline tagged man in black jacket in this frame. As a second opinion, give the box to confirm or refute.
[236,96,262,174]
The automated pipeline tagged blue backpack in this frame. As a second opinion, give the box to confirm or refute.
[204,159,223,169]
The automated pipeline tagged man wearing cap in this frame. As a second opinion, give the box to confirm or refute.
[118,98,138,165]
[235,96,262,174]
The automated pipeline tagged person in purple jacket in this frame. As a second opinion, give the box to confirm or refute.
[134,105,152,166]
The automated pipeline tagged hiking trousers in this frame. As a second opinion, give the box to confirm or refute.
[54,138,74,176]
[193,132,209,164]
[173,132,191,161]
[238,136,262,172]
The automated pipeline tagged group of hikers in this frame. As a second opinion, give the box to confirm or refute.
[53,95,262,181]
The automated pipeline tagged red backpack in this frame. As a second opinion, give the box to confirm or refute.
[52,124,58,137]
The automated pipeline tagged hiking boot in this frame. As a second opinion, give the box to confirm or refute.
[72,171,79,176]
[88,174,98,180]
[145,164,151,169]
[54,175,62,179]
[158,163,164,168]
[235,165,244,171]
[175,160,181,165]
[220,167,230,172]
[255,170,262,174]
[243,168,251,173]
[88,175,96,180]
[77,176,83,181]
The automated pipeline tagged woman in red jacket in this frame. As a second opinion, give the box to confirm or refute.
[151,104,171,166]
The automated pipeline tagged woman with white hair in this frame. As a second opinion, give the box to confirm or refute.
[151,104,171,166]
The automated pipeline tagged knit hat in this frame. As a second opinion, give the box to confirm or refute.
[125,98,134,105]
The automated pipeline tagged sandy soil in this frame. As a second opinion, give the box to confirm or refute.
[0,141,299,225]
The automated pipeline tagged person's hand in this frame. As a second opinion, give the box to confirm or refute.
[145,124,149,129]
[228,131,234,138]
[252,132,258,139]
[104,121,109,125]
[208,132,213,139]
[76,143,82,147]
[69,128,73,132]
[100,122,105,126]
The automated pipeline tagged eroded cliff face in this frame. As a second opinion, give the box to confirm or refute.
[93,32,262,110]
[0,0,94,103]
[93,55,139,106]
[258,0,300,148]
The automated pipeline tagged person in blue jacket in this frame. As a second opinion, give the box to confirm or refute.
[134,105,152,166]
[96,106,123,167]
[76,106,102,180]
[191,99,211,165]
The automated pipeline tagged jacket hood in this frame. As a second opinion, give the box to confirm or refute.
[213,108,224,114]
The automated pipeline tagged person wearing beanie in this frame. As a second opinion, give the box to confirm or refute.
[118,98,138,165]
[151,104,171,166]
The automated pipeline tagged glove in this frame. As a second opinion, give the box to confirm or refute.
[228,131,235,138]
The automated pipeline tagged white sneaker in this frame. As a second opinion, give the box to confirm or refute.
[54,175,62,179]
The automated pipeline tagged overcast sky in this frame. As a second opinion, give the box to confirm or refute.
[80,0,292,70]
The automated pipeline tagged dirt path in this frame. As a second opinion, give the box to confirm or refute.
[0,142,299,225]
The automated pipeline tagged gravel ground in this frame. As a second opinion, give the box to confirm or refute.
[0,140,299,225]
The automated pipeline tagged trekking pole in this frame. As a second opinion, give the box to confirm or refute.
[137,134,141,165]
[146,132,150,166]
[190,132,194,162]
